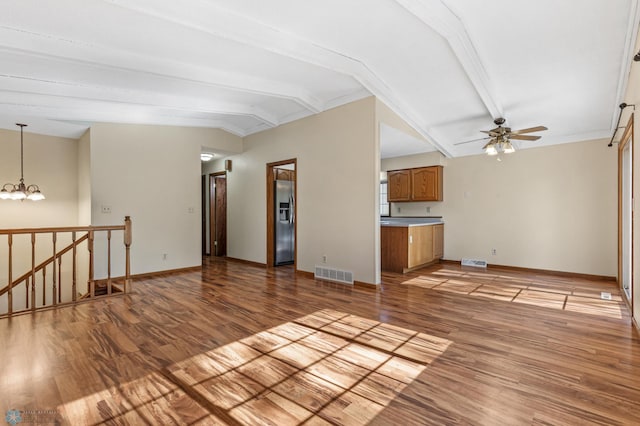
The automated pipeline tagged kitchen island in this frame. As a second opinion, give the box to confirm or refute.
[381,218,444,273]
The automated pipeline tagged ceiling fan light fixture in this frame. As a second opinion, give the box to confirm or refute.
[483,141,498,156]
[466,118,547,156]
[503,140,515,154]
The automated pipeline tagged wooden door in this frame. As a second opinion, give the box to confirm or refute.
[388,170,411,201]
[214,175,227,256]
[411,166,442,201]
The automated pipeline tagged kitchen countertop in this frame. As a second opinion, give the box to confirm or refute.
[380,217,444,227]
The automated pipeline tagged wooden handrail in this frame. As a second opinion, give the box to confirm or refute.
[1,216,132,317]
[0,234,89,296]
[0,224,125,235]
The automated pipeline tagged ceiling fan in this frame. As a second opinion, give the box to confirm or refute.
[456,118,548,156]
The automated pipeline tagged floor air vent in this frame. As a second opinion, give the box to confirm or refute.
[461,258,488,268]
[314,266,354,285]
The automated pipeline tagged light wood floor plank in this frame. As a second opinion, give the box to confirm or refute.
[0,258,638,425]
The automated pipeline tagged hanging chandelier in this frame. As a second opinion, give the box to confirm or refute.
[0,123,45,201]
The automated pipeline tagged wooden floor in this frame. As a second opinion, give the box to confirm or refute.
[1,258,639,425]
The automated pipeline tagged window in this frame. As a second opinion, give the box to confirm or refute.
[380,181,390,216]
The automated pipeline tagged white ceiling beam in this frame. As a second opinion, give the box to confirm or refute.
[0,27,323,117]
[394,0,504,121]
[0,92,249,136]
[0,117,90,139]
[0,74,279,127]
[100,0,454,156]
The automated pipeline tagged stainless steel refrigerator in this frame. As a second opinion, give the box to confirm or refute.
[274,180,295,265]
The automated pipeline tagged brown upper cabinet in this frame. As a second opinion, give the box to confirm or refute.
[387,169,411,201]
[275,168,295,181]
[387,166,443,202]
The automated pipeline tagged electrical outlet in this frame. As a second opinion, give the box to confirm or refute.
[397,207,401,213]
[162,253,168,261]
[491,248,497,256]
[101,205,112,214]
[322,255,327,264]
[426,206,431,213]
[187,207,195,213]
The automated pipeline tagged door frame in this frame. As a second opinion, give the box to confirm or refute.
[202,174,207,255]
[266,159,297,268]
[618,113,634,314]
[210,171,227,257]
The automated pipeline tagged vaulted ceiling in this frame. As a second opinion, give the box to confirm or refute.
[1,0,638,158]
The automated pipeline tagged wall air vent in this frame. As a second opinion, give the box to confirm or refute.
[461,258,488,268]
[314,266,354,285]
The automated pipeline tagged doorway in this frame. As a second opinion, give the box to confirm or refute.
[210,172,227,257]
[266,159,297,268]
[619,114,633,308]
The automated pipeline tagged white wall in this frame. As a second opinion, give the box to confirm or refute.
[0,129,80,313]
[89,123,242,277]
[382,139,617,276]
[221,97,379,284]
[376,99,428,142]
[0,128,79,228]
[78,129,92,225]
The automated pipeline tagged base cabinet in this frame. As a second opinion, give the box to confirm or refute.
[381,224,444,273]
[433,224,444,259]
[408,226,433,268]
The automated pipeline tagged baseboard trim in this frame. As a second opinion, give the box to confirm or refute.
[633,316,640,334]
[295,270,314,279]
[225,257,268,268]
[354,281,379,290]
[94,266,202,285]
[132,266,202,280]
[440,259,616,282]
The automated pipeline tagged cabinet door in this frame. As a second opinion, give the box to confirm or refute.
[408,226,433,268]
[381,226,409,273]
[275,168,294,181]
[433,224,444,259]
[387,170,411,201]
[411,166,443,201]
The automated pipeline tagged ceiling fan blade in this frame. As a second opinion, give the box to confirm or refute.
[511,126,548,134]
[480,130,500,136]
[454,136,490,146]
[509,134,541,141]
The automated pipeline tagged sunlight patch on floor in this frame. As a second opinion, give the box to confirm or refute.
[400,270,623,320]
[57,309,452,425]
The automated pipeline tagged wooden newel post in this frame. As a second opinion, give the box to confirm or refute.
[52,232,57,306]
[8,234,13,317]
[31,233,36,311]
[88,230,95,298]
[124,216,132,293]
